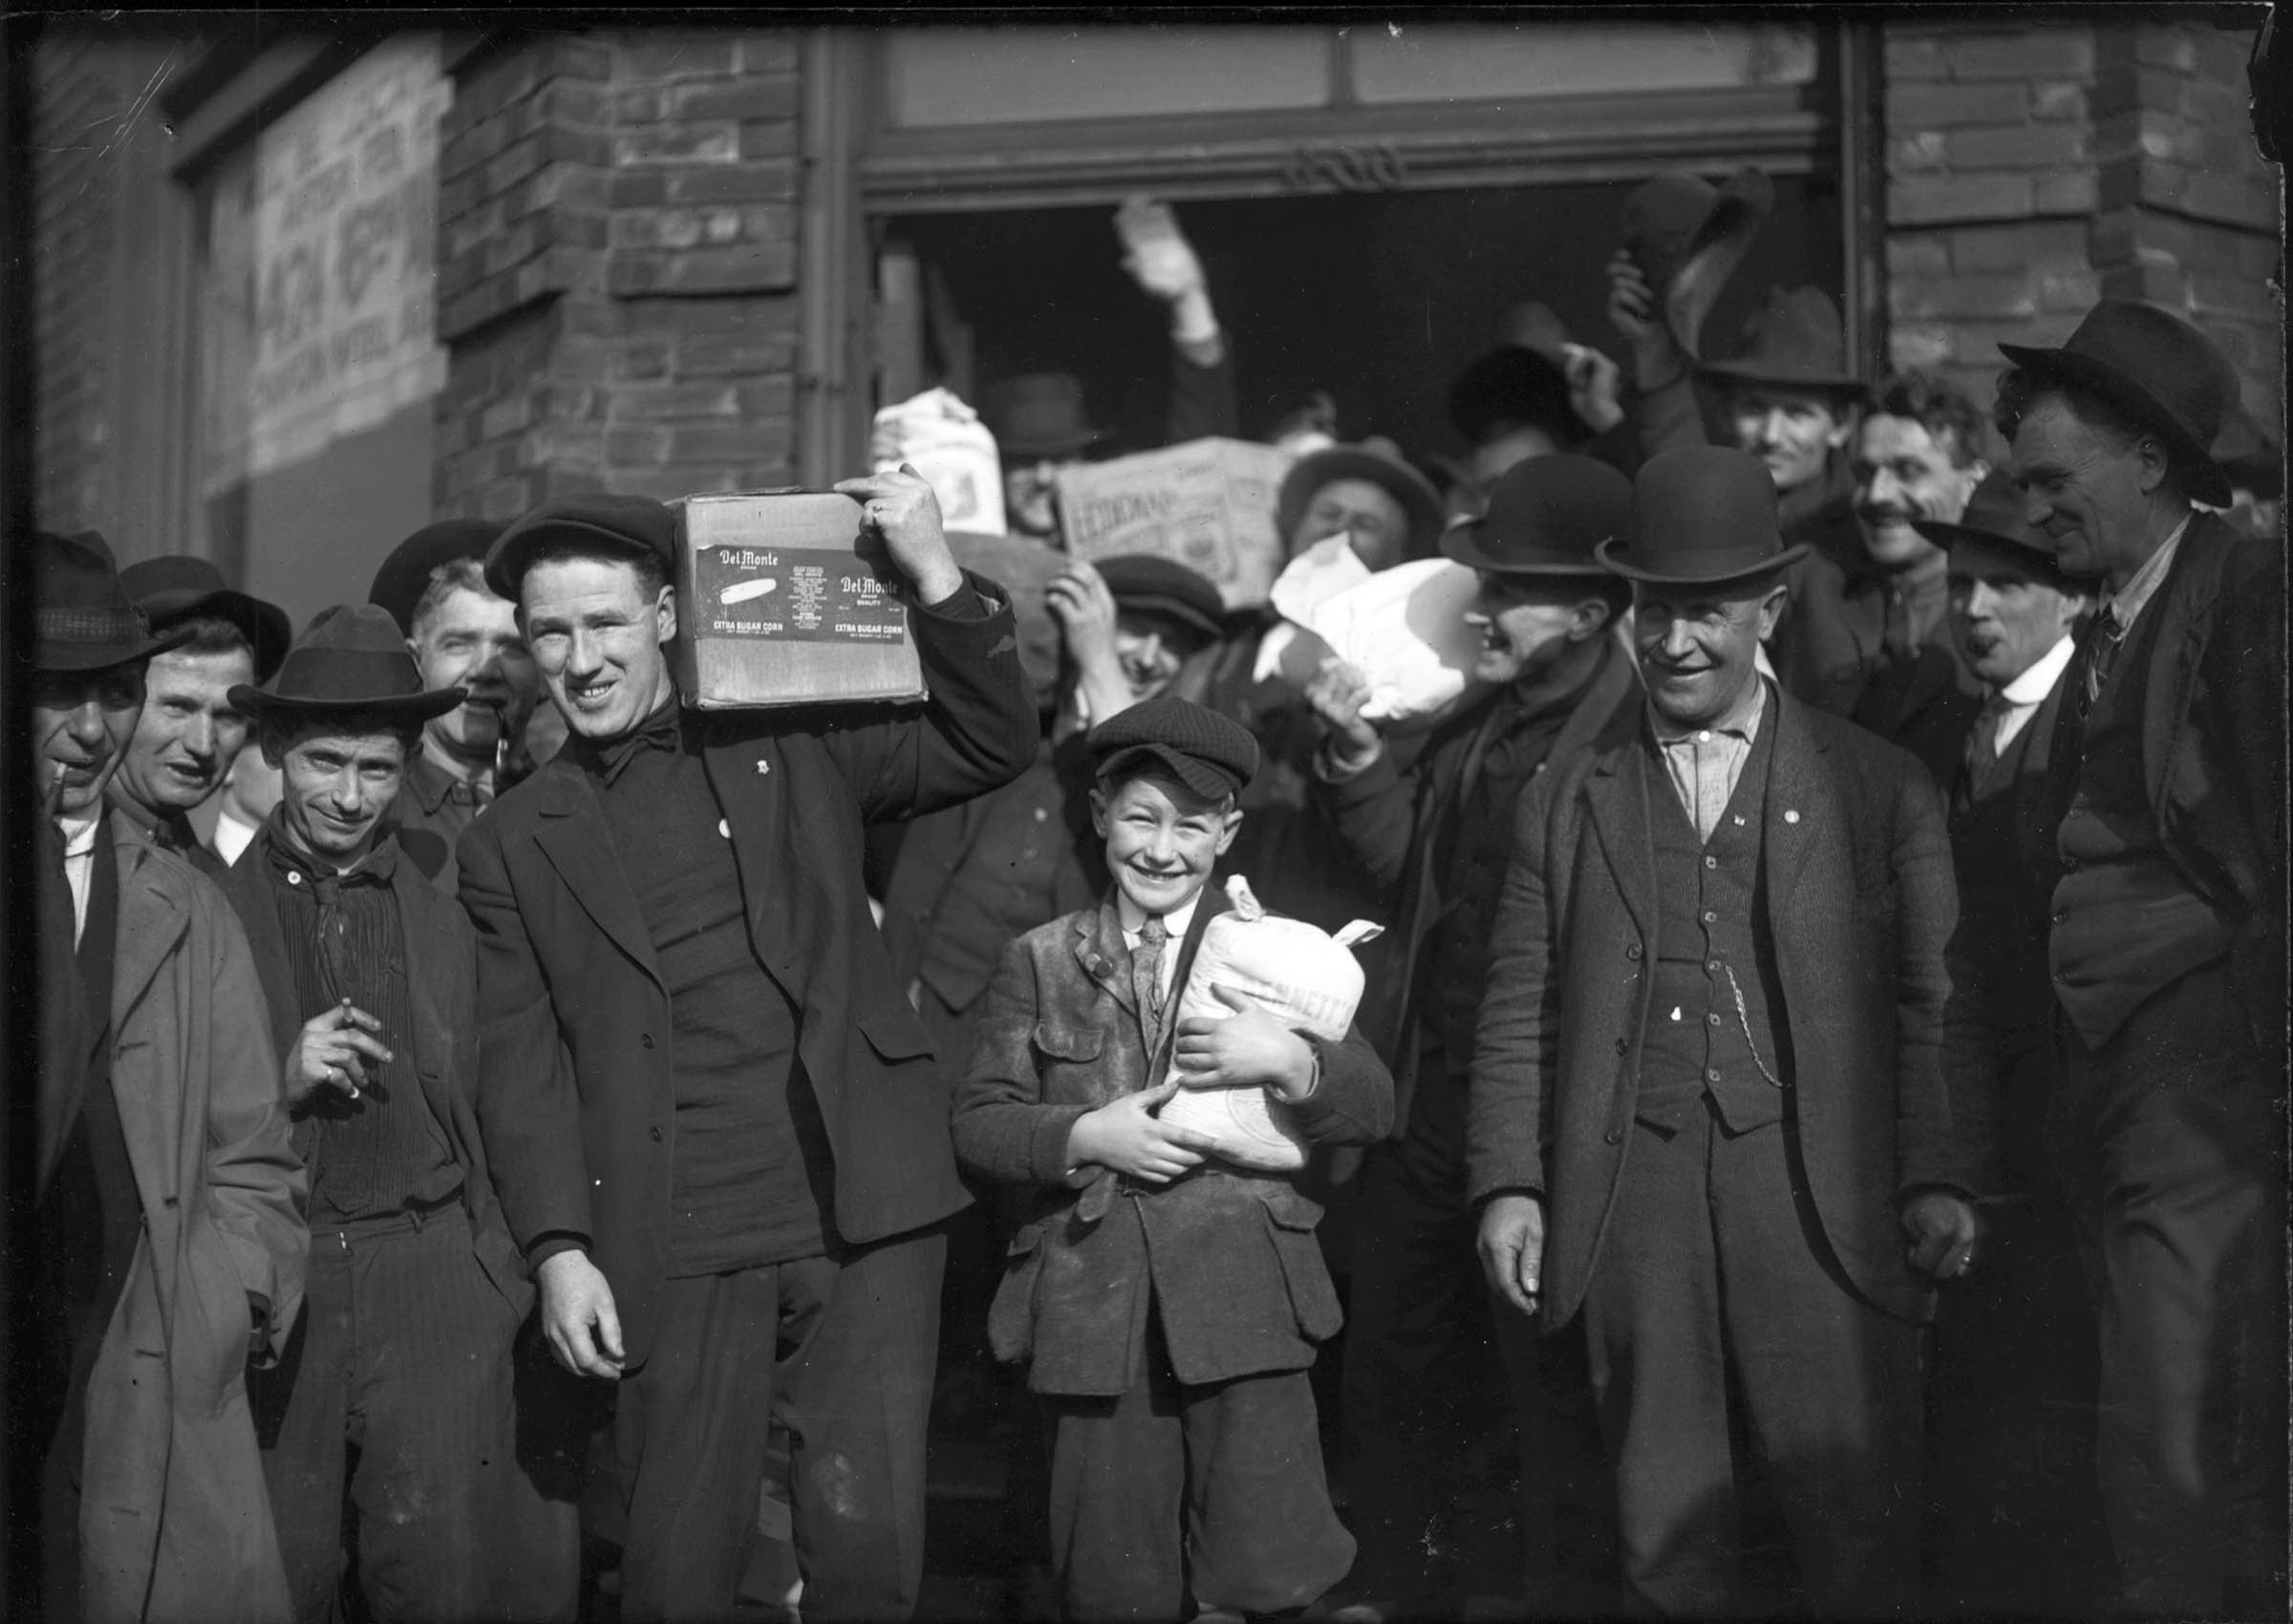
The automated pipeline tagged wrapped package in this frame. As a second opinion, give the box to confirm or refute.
[871,387,1006,536]
[1159,876,1382,1171]
[1297,556,1489,732]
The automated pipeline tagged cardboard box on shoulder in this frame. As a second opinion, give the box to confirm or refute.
[1054,436,1294,609]
[672,489,928,709]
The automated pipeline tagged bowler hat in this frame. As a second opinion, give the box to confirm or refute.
[1597,446,1808,588]
[485,493,677,602]
[1448,310,1589,448]
[1095,554,1226,646]
[1911,469,2071,582]
[118,554,292,683]
[1276,438,1447,560]
[227,604,466,723]
[29,529,193,673]
[985,374,1106,461]
[1621,167,1775,360]
[1695,286,1864,396]
[370,520,508,635]
[1442,454,1635,576]
[2000,300,2239,507]
[1088,693,1259,802]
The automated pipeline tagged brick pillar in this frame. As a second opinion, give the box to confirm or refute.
[1883,18,2281,439]
[433,26,802,521]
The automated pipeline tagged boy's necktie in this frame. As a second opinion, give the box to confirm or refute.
[1133,915,1168,1044]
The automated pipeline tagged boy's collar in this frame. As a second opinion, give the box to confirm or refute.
[1116,886,1206,941]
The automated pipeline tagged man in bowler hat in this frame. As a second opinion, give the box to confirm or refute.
[20,529,307,1624]
[367,519,546,893]
[1468,447,1988,1616]
[1994,299,2287,1616]
[106,555,290,877]
[457,467,1035,1620]
[1304,455,1641,1615]
[215,605,576,1624]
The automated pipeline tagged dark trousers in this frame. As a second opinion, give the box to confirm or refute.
[1340,1041,1600,1607]
[1041,1309,1354,1622]
[1583,1101,1923,1619]
[254,1204,567,1624]
[613,1224,945,1624]
[2049,962,2288,1615]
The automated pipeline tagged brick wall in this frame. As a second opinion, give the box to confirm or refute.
[434,27,802,519]
[1884,17,2281,447]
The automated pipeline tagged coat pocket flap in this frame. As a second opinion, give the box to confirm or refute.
[1031,1022,1104,1062]
[860,1006,938,1061]
[1257,1186,1326,1232]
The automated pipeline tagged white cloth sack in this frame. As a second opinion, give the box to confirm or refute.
[1299,556,1489,730]
[1159,876,1382,1171]
[870,387,1005,535]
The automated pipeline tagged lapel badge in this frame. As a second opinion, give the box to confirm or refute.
[756,759,770,775]
[718,819,731,840]
[1784,809,1801,823]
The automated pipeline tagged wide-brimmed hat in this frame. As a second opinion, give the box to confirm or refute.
[227,604,466,723]
[1442,453,1635,576]
[2000,299,2239,507]
[1096,554,1226,645]
[1695,286,1864,397]
[1597,445,1808,588]
[1621,167,1775,361]
[1276,437,1447,559]
[984,373,1106,461]
[117,554,291,683]
[29,529,193,673]
[1911,469,2072,582]
[1448,305,1590,447]
[485,493,677,602]
[370,519,508,635]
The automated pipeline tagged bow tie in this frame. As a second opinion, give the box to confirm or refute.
[589,702,684,784]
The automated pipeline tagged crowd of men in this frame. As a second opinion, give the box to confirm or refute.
[11,171,2286,1624]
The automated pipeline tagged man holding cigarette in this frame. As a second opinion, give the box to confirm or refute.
[458,467,1035,1621]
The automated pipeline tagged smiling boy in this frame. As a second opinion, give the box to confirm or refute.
[953,694,1394,1622]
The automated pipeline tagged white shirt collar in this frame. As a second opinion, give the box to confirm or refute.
[57,811,101,859]
[1118,887,1203,944]
[1999,633,2077,707]
[2104,511,2191,631]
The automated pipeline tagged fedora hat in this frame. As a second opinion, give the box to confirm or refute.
[1276,437,1447,559]
[1695,286,1864,396]
[984,373,1106,461]
[2000,299,2239,507]
[370,519,508,635]
[1597,445,1808,588]
[1442,453,1635,576]
[227,604,466,724]
[1621,166,1775,360]
[118,554,292,683]
[29,529,194,673]
[1911,469,2071,582]
[485,493,677,602]
[1448,307,1590,447]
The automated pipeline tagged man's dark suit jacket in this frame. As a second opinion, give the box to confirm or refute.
[1467,686,1992,1332]
[1320,634,1639,1138]
[456,578,1037,1372]
[219,826,532,1323]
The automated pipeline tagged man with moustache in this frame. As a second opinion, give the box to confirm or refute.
[1305,456,1640,1618]
[1469,447,1987,1617]
[21,529,306,1624]
[367,521,543,893]
[213,605,572,1623]
[103,557,291,876]
[1911,472,2107,1612]
[1995,301,2286,1617]
[458,470,1034,1621]
[1770,373,1992,775]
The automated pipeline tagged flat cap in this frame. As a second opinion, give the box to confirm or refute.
[485,493,677,601]
[1089,694,1259,802]
[370,520,507,634]
[1095,554,1226,645]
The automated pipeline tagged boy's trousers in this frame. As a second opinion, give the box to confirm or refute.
[1039,1309,1353,1623]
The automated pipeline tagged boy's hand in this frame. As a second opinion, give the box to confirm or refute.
[1173,986,1317,1101]
[1067,1079,1216,1184]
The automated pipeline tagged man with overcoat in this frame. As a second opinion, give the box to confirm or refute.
[216,605,577,1623]
[22,529,308,1624]
[456,469,1036,1622]
[1468,447,1989,1617]
[1304,455,1640,1614]
[1993,299,2287,1616]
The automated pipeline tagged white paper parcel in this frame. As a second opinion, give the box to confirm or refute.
[870,387,1006,537]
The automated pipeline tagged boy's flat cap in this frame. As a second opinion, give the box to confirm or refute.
[1088,694,1259,801]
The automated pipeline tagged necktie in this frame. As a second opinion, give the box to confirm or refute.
[2082,607,2125,709]
[1962,692,2010,796]
[1133,916,1169,1049]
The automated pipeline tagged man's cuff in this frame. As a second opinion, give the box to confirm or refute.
[247,1292,272,1359]
[526,1232,590,1271]
[916,577,991,620]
